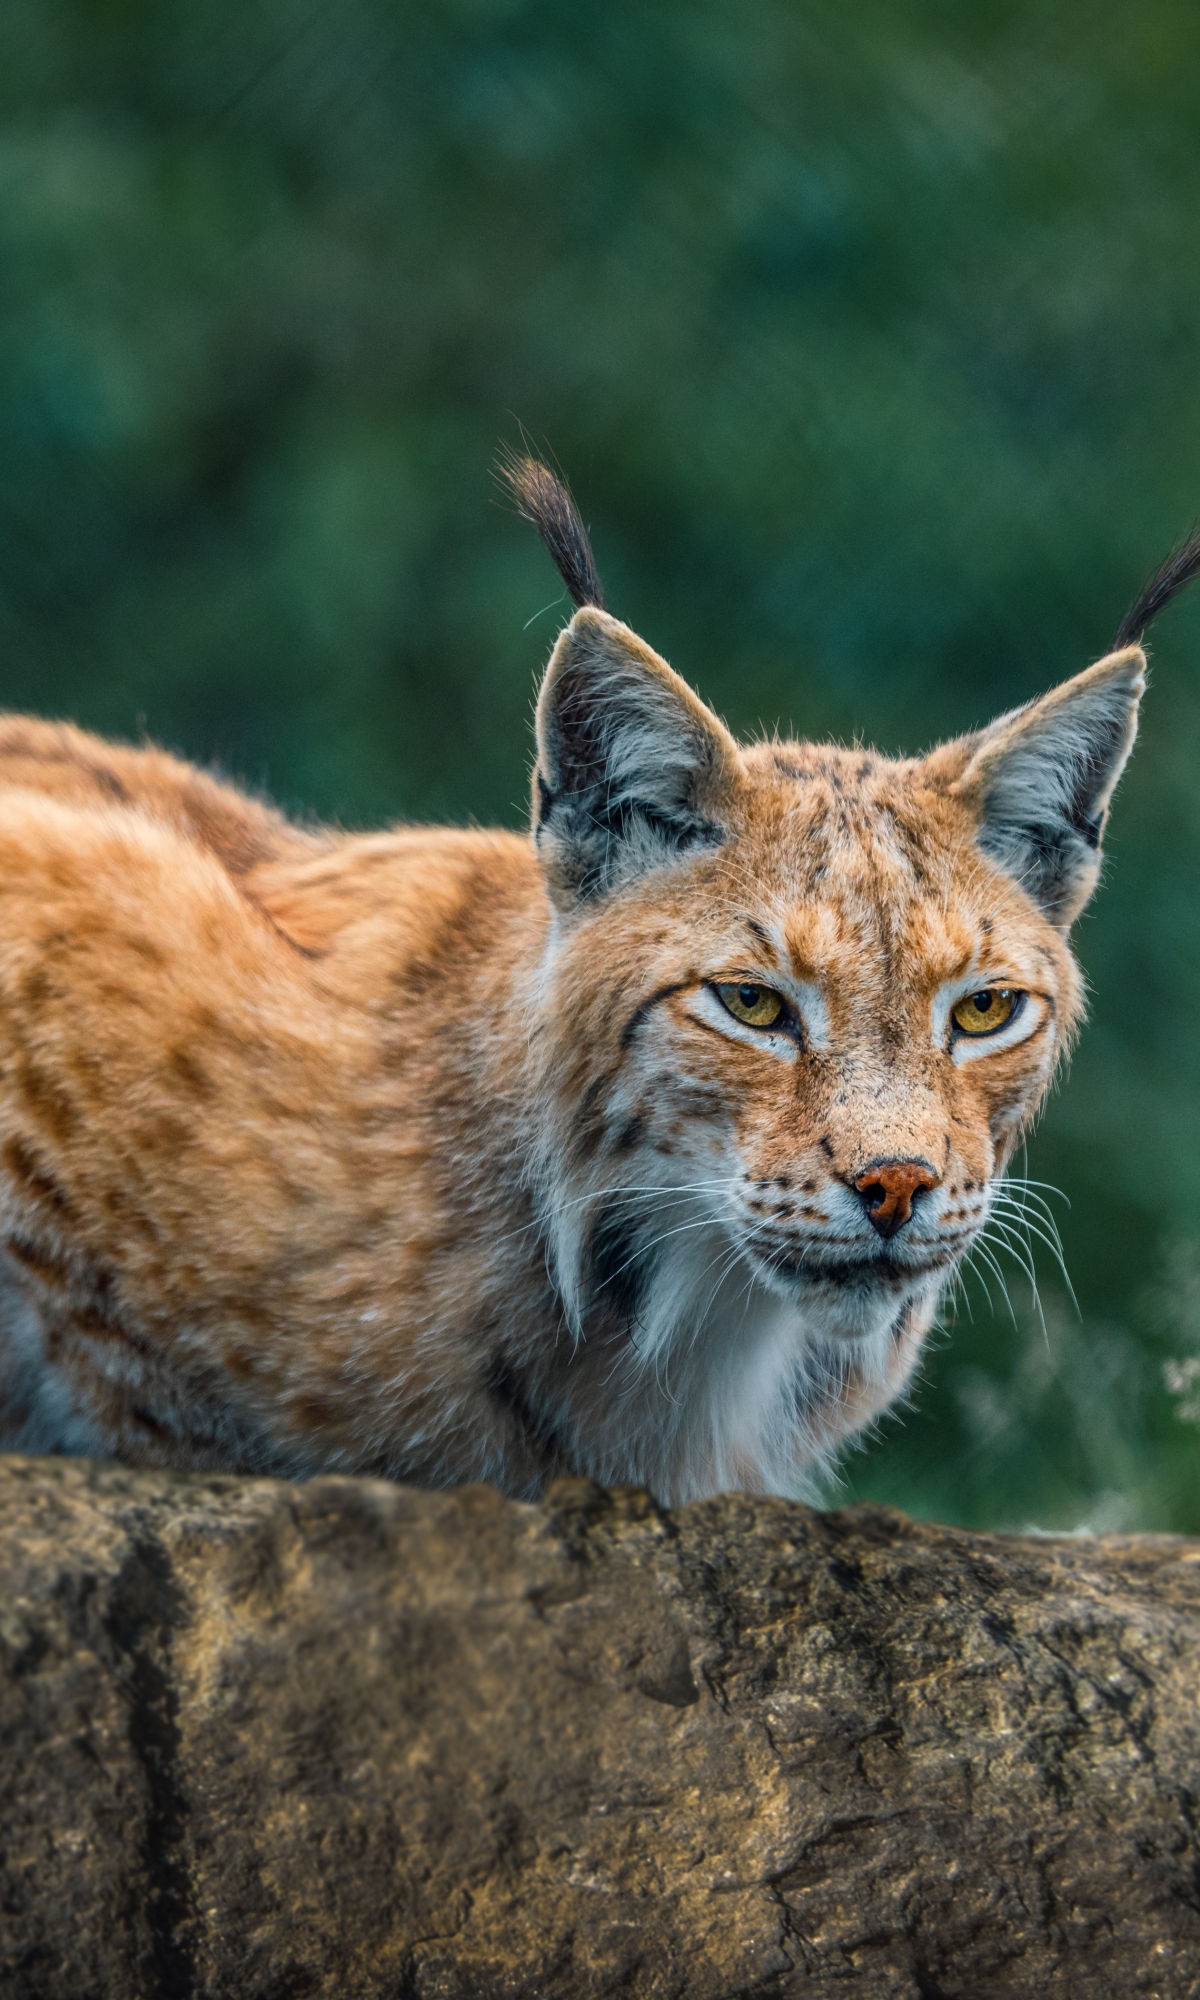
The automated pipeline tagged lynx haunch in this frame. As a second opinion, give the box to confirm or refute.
[0,465,1193,1502]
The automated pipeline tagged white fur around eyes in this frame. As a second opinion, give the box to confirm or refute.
[688,984,799,1061]
[685,968,1046,1066]
[931,975,1048,1065]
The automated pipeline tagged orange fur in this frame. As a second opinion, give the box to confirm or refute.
[0,613,1144,1501]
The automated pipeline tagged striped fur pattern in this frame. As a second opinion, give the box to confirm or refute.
[0,568,1158,1501]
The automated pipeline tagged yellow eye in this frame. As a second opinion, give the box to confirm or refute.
[716,982,785,1029]
[951,988,1017,1037]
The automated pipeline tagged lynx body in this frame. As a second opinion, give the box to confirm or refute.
[0,472,1184,1501]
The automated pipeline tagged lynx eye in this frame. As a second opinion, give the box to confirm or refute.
[951,988,1016,1037]
[715,982,784,1029]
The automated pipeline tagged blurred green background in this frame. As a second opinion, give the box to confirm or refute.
[4,0,1200,1530]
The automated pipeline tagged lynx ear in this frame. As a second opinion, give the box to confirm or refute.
[533,607,737,909]
[951,645,1146,928]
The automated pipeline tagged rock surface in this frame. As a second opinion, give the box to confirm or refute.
[2,1457,1200,1999]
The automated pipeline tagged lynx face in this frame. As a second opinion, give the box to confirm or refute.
[545,741,1075,1346]
[523,600,1139,1495]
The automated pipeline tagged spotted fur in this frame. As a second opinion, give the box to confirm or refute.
[0,534,1164,1501]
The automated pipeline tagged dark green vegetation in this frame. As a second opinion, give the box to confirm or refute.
[3,0,1199,1529]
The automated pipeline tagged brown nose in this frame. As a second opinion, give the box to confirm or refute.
[853,1159,941,1239]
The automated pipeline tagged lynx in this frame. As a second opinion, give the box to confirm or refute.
[0,462,1193,1502]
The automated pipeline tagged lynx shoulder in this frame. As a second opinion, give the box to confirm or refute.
[0,474,1194,1502]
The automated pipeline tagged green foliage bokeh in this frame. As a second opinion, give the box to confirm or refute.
[4,0,1200,1527]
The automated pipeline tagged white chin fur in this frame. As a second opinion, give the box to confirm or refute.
[753,1257,940,1342]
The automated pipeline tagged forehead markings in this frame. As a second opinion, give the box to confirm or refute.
[744,776,1024,1045]
[769,744,880,785]
[783,775,938,918]
[772,754,813,782]
[858,795,941,895]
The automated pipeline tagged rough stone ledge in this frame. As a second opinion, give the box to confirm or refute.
[2,1455,1199,2000]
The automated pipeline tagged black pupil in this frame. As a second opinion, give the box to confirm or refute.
[971,991,994,1013]
[739,985,760,1008]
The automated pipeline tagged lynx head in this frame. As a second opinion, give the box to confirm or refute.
[503,454,1197,1500]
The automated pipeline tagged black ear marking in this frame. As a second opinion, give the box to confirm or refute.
[497,448,606,610]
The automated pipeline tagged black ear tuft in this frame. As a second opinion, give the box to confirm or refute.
[1113,528,1200,649]
[496,448,606,610]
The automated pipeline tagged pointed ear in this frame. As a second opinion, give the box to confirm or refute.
[533,607,738,908]
[950,645,1146,927]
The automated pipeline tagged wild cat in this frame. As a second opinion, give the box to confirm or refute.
[0,461,1194,1503]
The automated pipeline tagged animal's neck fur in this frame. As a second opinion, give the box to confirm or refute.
[509,1120,946,1502]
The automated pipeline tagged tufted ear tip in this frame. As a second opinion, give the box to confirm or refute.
[498,450,606,609]
[1112,528,1200,651]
